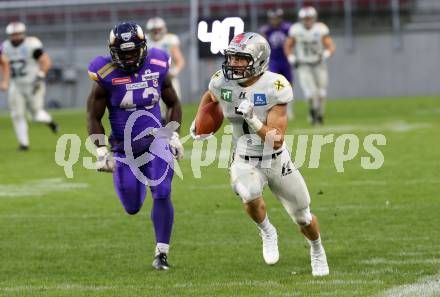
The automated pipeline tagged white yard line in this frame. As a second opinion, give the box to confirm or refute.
[0,178,88,198]
[378,273,440,297]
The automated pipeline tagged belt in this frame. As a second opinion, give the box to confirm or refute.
[234,150,283,161]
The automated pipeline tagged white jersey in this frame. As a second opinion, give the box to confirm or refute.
[209,70,293,156]
[288,22,329,64]
[1,36,44,84]
[147,33,180,71]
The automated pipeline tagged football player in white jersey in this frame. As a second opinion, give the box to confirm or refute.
[146,16,185,120]
[284,6,335,125]
[2,22,59,150]
[191,32,329,276]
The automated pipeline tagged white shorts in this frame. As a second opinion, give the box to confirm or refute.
[229,149,312,224]
[297,62,328,99]
[8,81,51,122]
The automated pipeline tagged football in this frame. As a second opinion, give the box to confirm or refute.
[195,101,224,135]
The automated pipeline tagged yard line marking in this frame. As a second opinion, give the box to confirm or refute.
[290,121,431,134]
[0,178,88,198]
[362,258,440,265]
[378,273,440,297]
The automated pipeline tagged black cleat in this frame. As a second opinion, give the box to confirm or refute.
[48,121,59,134]
[17,145,29,151]
[152,253,170,270]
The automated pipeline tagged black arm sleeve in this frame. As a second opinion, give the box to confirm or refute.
[33,48,44,60]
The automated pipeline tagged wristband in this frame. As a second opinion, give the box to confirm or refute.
[245,117,263,132]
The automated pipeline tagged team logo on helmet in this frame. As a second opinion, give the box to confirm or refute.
[121,32,132,41]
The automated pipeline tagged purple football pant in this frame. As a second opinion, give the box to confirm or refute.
[269,60,293,83]
[113,151,174,245]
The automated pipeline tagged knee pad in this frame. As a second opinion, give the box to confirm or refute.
[292,206,312,226]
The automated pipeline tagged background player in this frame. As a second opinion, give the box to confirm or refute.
[259,9,294,119]
[87,21,183,270]
[146,17,185,120]
[191,32,329,276]
[284,7,336,125]
[0,45,10,92]
[1,21,59,150]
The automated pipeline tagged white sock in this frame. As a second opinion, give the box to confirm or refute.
[155,243,169,256]
[12,117,29,146]
[307,235,323,254]
[257,215,275,234]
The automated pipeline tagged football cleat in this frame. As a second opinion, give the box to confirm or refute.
[260,228,279,265]
[152,253,170,270]
[310,246,329,276]
[17,145,29,151]
[48,122,59,134]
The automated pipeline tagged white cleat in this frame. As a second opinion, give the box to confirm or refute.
[260,229,279,265]
[311,246,329,276]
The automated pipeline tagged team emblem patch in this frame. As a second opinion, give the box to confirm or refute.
[253,93,267,106]
[274,79,285,91]
[121,32,132,41]
[112,77,131,85]
[151,58,167,68]
[221,88,232,102]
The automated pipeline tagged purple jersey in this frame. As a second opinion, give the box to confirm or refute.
[88,48,170,152]
[260,22,292,62]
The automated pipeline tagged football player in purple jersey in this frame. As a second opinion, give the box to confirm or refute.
[86,21,183,270]
[259,9,294,119]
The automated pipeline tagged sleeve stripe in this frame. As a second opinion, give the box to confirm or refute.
[88,71,99,81]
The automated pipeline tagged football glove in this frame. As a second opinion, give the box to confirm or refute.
[189,119,213,140]
[96,146,115,173]
[169,132,184,160]
[237,101,263,132]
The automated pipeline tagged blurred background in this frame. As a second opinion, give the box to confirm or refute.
[0,0,438,110]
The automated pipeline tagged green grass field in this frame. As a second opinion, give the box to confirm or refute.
[0,96,439,297]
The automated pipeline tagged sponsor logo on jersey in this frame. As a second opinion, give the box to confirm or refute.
[142,71,160,81]
[274,79,285,91]
[126,81,149,90]
[221,88,232,102]
[150,58,167,68]
[112,77,131,85]
[253,93,267,106]
[239,91,246,99]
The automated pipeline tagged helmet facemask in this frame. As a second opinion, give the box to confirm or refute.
[222,50,256,83]
[110,43,146,72]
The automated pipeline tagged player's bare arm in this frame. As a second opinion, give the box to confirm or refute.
[196,90,216,113]
[161,74,182,130]
[284,36,296,64]
[0,54,10,91]
[169,46,185,77]
[322,35,336,60]
[37,51,51,75]
[255,104,288,150]
[86,81,107,143]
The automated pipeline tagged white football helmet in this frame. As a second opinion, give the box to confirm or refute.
[222,32,270,83]
[6,21,26,35]
[298,6,317,20]
[146,17,167,41]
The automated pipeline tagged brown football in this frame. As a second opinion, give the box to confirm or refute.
[195,101,224,135]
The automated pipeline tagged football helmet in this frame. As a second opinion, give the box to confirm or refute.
[6,22,26,47]
[108,21,147,72]
[222,32,270,83]
[298,6,317,21]
[146,17,167,41]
